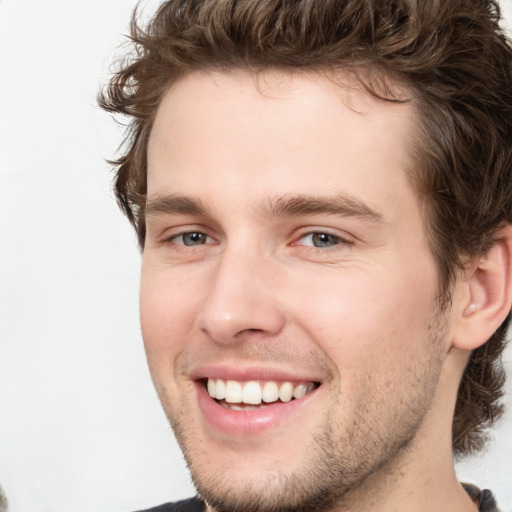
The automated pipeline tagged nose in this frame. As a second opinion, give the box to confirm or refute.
[196,246,286,345]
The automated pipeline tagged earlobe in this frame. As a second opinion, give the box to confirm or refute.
[452,226,512,351]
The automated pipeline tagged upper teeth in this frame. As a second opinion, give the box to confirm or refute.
[207,378,315,405]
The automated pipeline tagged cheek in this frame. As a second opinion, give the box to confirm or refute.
[139,265,198,369]
[288,265,444,434]
[288,262,438,372]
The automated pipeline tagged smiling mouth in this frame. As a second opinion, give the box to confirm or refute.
[205,378,320,411]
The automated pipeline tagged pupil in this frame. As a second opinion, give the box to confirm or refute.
[313,233,336,247]
[184,232,205,245]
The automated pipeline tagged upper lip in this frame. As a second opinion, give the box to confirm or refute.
[189,363,324,384]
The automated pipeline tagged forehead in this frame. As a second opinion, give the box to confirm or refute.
[147,69,418,215]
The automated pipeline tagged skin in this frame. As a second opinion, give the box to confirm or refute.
[141,70,480,512]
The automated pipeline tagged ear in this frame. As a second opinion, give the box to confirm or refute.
[451,225,512,351]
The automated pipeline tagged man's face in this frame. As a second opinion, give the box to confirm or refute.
[141,70,450,512]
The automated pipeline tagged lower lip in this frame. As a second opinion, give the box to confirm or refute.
[196,383,318,435]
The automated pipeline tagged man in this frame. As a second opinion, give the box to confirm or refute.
[100,1,512,511]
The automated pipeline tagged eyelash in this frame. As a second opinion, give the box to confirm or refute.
[293,231,349,249]
[165,229,351,250]
[167,231,215,247]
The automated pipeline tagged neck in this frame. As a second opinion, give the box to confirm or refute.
[330,430,475,512]
[326,349,478,512]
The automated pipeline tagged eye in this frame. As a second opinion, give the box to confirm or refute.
[296,232,345,248]
[170,231,214,246]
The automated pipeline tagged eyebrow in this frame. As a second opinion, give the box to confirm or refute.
[145,195,207,218]
[144,192,384,222]
[265,193,384,221]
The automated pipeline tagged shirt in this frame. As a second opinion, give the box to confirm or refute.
[135,483,500,511]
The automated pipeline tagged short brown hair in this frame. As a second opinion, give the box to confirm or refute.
[99,0,512,456]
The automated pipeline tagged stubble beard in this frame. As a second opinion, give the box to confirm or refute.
[158,311,448,512]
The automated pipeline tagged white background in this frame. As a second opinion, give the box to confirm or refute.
[1,1,511,511]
